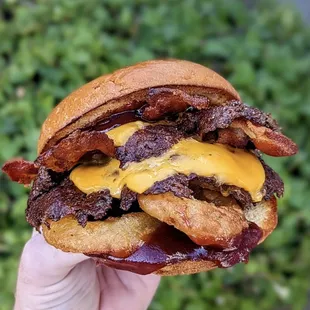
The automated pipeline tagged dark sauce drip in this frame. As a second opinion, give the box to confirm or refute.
[92,107,152,132]
[89,222,262,275]
[94,110,139,132]
[85,102,190,133]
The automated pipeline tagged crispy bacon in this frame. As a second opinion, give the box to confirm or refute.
[197,100,280,132]
[36,130,115,172]
[143,88,210,120]
[2,91,297,185]
[2,159,38,185]
[216,127,251,149]
[231,120,298,156]
[2,130,115,184]
[176,100,297,157]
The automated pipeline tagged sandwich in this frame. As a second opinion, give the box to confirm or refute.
[2,59,298,276]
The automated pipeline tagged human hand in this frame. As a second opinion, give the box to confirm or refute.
[14,231,160,310]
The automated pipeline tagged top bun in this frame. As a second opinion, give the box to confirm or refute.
[38,59,240,154]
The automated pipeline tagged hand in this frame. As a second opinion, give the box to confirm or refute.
[14,231,160,310]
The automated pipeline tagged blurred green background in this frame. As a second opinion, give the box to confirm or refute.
[1,0,310,309]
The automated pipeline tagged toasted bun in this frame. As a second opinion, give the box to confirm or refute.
[42,197,277,276]
[38,59,240,154]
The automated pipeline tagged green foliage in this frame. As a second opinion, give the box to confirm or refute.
[1,0,310,309]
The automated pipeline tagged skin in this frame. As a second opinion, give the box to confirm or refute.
[14,231,160,310]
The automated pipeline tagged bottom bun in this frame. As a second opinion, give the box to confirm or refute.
[154,260,217,276]
[42,196,277,276]
[92,257,218,276]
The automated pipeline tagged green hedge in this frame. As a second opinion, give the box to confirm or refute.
[1,1,310,309]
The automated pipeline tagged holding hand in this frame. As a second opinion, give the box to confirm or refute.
[15,231,160,310]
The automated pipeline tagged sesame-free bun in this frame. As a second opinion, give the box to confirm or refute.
[42,198,277,276]
[38,59,240,154]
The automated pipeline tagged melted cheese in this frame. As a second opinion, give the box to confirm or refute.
[106,121,146,146]
[70,121,265,202]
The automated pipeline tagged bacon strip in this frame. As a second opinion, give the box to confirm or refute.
[36,130,115,172]
[216,127,250,149]
[2,92,297,185]
[143,88,211,120]
[231,120,298,156]
[2,159,38,185]
[176,101,297,156]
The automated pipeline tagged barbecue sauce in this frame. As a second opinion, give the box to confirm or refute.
[89,222,262,275]
[93,109,145,132]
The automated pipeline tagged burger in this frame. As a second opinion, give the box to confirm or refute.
[2,59,298,276]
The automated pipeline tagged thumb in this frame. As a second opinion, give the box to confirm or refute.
[18,230,89,286]
[15,230,100,310]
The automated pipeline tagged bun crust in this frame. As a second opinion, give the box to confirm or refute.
[42,197,277,276]
[38,59,240,154]
[155,260,217,276]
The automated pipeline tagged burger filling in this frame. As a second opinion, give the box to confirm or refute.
[3,94,296,274]
[71,122,265,201]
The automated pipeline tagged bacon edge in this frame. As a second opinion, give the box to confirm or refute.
[36,130,115,172]
[2,159,38,185]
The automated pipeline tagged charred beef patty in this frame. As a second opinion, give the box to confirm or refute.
[26,168,283,231]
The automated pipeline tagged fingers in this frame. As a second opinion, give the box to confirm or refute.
[15,232,100,310]
[117,272,160,310]
[18,230,89,286]
[15,231,160,310]
[15,259,100,310]
[97,266,160,310]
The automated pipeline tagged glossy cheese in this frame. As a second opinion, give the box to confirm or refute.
[106,121,146,146]
[70,122,265,202]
